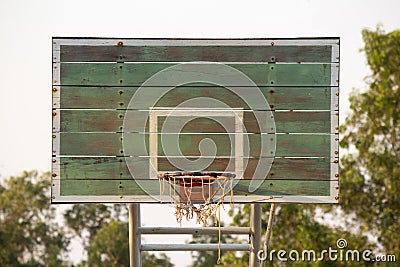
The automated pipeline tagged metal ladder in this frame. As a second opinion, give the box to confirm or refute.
[128,203,264,267]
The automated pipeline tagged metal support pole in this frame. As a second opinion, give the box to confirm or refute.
[249,204,262,267]
[128,203,141,267]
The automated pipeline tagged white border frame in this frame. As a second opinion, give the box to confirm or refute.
[148,108,244,179]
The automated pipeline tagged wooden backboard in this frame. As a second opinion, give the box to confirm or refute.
[51,38,339,203]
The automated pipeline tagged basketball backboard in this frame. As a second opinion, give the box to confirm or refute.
[52,38,339,203]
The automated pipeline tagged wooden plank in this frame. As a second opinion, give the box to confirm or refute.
[57,133,334,157]
[57,110,331,134]
[59,179,332,196]
[58,133,123,156]
[56,157,335,180]
[58,86,334,110]
[58,63,333,86]
[59,45,333,63]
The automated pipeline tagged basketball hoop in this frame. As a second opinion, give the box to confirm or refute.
[158,171,235,224]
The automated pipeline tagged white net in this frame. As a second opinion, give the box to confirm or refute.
[158,172,235,224]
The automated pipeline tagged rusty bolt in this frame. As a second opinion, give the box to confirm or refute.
[51,196,56,199]
[52,112,57,117]
[335,127,339,131]
[120,195,123,199]
[269,183,273,187]
[335,137,339,141]
[335,196,339,200]
[335,186,339,190]
[270,104,274,109]
[336,92,339,96]
[336,79,339,83]
[334,150,339,155]
[52,134,56,139]
[269,89,275,94]
[269,172,274,177]
[334,173,339,178]
[52,173,57,177]
[119,102,124,106]
[119,90,123,95]
[117,41,123,46]
[52,87,57,93]
[119,79,123,84]
[334,160,339,163]
[270,42,275,46]
[270,138,274,141]
[52,159,56,163]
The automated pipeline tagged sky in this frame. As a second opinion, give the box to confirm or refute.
[0,0,399,266]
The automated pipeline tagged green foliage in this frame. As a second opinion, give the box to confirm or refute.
[64,203,174,266]
[142,252,174,267]
[87,220,129,266]
[340,27,400,255]
[64,203,112,249]
[223,204,372,267]
[0,171,69,266]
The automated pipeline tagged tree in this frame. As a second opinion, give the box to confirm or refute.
[64,204,174,266]
[87,220,129,266]
[64,203,112,250]
[0,171,70,266]
[340,27,400,255]
[142,252,174,267]
[221,204,371,267]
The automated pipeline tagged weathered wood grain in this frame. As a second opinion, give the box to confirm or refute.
[52,38,340,203]
[55,157,336,180]
[59,45,333,63]
[58,86,335,110]
[57,133,334,157]
[59,179,332,197]
[57,110,332,134]
[58,63,333,86]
